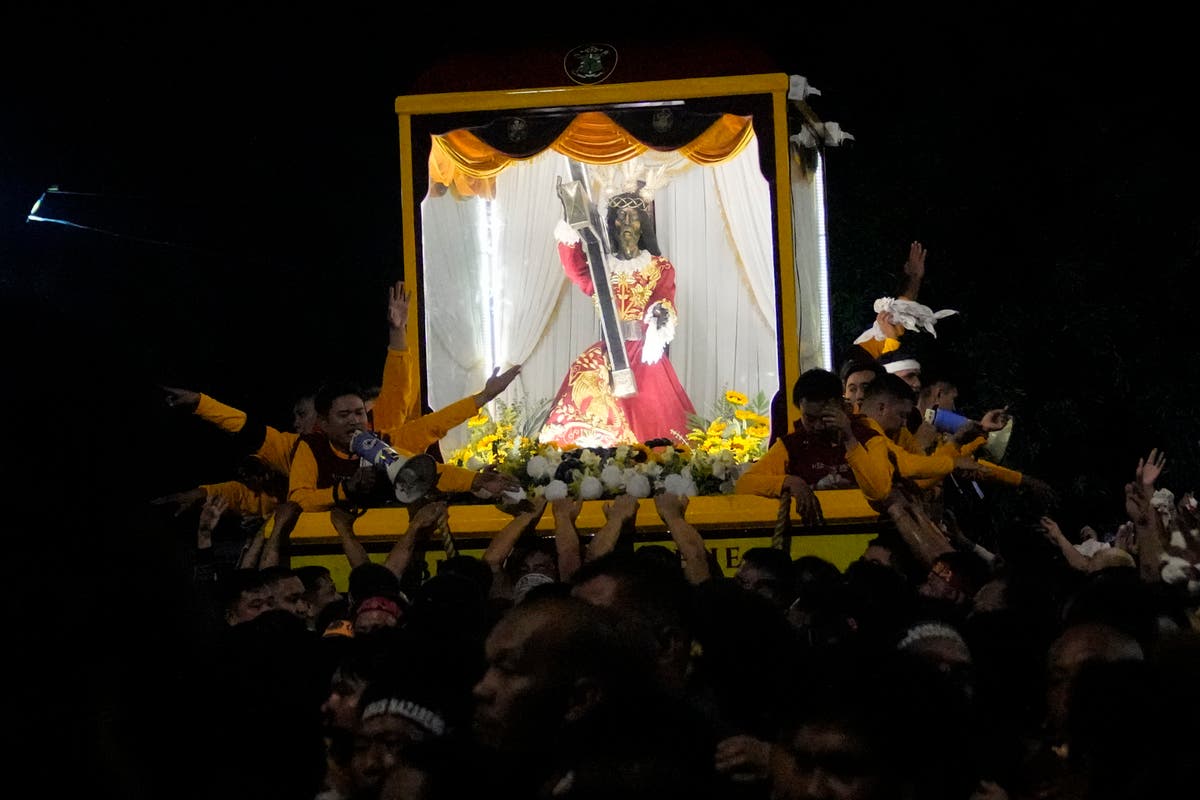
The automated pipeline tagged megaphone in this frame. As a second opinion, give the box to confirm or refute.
[349,430,439,504]
[982,416,1014,463]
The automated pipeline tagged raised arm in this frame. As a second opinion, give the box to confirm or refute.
[586,492,640,561]
[1039,515,1093,573]
[161,384,296,475]
[384,500,448,580]
[886,494,953,571]
[329,507,370,571]
[151,486,207,517]
[483,496,549,601]
[373,279,421,431]
[898,240,926,301]
[550,496,584,582]
[483,496,549,573]
[384,364,523,455]
[1128,448,1167,583]
[258,501,302,570]
[653,492,713,585]
[196,494,228,560]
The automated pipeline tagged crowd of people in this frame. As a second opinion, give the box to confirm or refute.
[127,225,1200,800]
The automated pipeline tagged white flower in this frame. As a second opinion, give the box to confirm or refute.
[542,480,569,501]
[1159,553,1195,585]
[579,475,603,500]
[625,472,652,498]
[1151,488,1175,515]
[466,456,487,471]
[579,449,602,469]
[600,464,626,491]
[640,461,663,479]
[526,455,551,480]
[711,457,728,480]
[663,473,697,497]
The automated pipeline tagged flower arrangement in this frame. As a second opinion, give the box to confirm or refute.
[447,389,772,500]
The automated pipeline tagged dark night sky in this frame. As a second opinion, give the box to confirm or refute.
[3,9,1197,511]
[4,8,1198,797]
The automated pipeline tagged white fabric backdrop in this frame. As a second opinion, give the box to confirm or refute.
[421,131,825,454]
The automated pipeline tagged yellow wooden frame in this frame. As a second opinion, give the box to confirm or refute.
[274,73,878,574]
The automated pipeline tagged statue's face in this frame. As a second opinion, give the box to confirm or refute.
[614,206,641,251]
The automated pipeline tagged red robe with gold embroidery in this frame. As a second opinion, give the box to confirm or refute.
[539,238,695,448]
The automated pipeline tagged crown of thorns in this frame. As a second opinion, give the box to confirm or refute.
[609,193,646,210]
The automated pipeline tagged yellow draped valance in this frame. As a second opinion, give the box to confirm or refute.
[428,111,756,200]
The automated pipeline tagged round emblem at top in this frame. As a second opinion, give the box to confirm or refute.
[563,43,618,85]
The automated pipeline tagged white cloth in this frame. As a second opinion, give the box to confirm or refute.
[855,296,959,343]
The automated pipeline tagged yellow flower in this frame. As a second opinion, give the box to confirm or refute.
[707,420,728,436]
[725,390,749,406]
[752,413,771,426]
[734,409,757,421]
[478,434,500,449]
[467,412,490,428]
[748,424,771,439]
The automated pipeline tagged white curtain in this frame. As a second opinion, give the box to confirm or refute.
[790,152,833,372]
[423,130,797,452]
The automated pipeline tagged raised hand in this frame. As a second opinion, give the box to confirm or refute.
[329,506,356,533]
[653,490,689,522]
[471,468,521,499]
[602,492,640,525]
[151,487,206,517]
[1038,515,1065,543]
[551,495,584,524]
[1137,448,1166,490]
[198,494,229,534]
[1114,520,1137,552]
[387,280,411,329]
[979,406,1011,432]
[875,308,905,339]
[161,385,200,412]
[477,364,522,405]
[903,240,927,281]
[1124,481,1152,526]
[408,500,449,537]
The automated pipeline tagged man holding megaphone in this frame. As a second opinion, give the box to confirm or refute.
[288,378,519,512]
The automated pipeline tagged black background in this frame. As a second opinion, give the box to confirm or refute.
[5,10,1196,524]
[4,8,1198,795]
